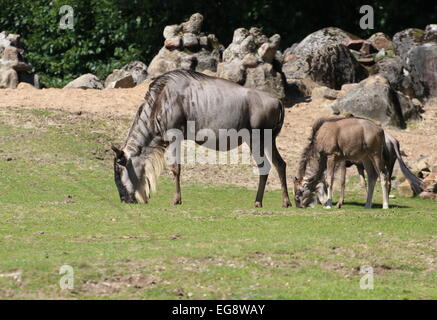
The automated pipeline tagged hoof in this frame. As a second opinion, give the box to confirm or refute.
[172,199,182,205]
[336,203,343,209]
[254,201,262,208]
[282,200,292,208]
[323,205,332,209]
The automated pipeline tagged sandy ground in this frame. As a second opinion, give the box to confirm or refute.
[1,83,436,191]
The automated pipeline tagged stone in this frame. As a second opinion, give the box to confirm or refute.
[164,36,182,50]
[242,53,259,68]
[16,82,37,89]
[311,86,339,100]
[105,61,147,88]
[64,73,103,89]
[398,179,414,197]
[232,28,249,44]
[245,63,284,99]
[422,172,437,192]
[328,75,422,128]
[163,25,181,40]
[424,24,437,43]
[182,33,199,50]
[181,13,203,34]
[282,27,367,94]
[0,68,18,88]
[419,191,437,200]
[368,32,393,51]
[216,59,245,84]
[257,42,276,63]
[392,28,425,61]
[406,42,437,97]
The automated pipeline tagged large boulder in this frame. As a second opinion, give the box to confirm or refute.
[405,42,437,97]
[217,27,285,99]
[328,75,422,128]
[392,28,425,61]
[64,73,104,89]
[0,31,39,89]
[147,13,224,78]
[105,61,147,88]
[282,28,368,95]
[376,56,426,99]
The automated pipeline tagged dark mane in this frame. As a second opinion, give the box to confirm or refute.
[297,116,350,181]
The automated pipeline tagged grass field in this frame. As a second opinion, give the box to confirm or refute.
[0,107,435,299]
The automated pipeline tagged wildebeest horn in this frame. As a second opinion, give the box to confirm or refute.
[111,144,124,158]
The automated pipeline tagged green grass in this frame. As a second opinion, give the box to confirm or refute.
[0,108,436,299]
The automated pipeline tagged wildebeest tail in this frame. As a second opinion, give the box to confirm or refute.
[393,139,423,195]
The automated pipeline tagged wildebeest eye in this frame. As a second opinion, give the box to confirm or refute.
[116,156,127,166]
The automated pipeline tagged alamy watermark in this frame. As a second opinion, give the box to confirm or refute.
[163,121,273,175]
[59,5,74,30]
[359,265,374,290]
[359,5,374,30]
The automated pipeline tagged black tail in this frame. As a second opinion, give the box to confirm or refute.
[393,140,423,195]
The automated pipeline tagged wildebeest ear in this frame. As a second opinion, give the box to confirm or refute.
[111,144,124,159]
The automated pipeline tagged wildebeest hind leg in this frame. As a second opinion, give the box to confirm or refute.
[270,142,291,208]
[363,160,377,208]
[251,138,270,208]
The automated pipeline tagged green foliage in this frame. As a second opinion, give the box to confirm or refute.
[1,0,436,88]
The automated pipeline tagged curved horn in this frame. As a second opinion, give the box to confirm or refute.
[111,144,124,158]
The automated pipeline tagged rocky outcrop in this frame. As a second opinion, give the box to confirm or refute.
[392,28,425,61]
[282,27,368,96]
[0,31,39,88]
[216,27,285,99]
[64,73,104,89]
[147,13,224,78]
[328,75,422,128]
[105,61,147,88]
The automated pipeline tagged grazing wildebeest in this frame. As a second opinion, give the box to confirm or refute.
[111,69,291,208]
[334,131,423,207]
[293,116,390,209]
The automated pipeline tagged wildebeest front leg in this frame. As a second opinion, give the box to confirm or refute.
[170,163,182,205]
[336,160,346,208]
[363,160,377,209]
[324,156,336,209]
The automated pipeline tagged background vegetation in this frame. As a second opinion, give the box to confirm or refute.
[1,0,436,87]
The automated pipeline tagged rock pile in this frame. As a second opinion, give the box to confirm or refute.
[216,27,285,99]
[105,61,148,88]
[147,13,224,78]
[0,31,39,88]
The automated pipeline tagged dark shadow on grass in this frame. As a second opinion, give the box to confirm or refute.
[341,201,410,209]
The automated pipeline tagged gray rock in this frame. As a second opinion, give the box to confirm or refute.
[284,43,368,90]
[64,73,103,89]
[328,75,422,128]
[163,25,181,40]
[245,63,284,99]
[232,28,249,44]
[105,61,147,88]
[182,33,199,50]
[376,56,426,99]
[406,42,437,97]
[392,28,425,61]
[424,24,437,43]
[216,59,245,84]
[164,36,182,50]
[181,13,204,34]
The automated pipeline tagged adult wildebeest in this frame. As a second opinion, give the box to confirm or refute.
[293,116,390,209]
[334,131,423,208]
[111,69,291,208]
